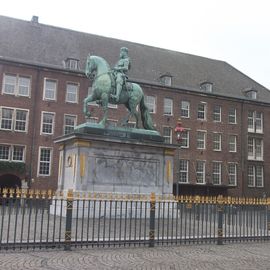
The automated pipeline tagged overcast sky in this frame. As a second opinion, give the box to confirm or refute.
[1,0,270,89]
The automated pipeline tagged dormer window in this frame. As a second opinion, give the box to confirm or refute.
[200,82,213,92]
[160,73,172,86]
[65,58,80,70]
[246,90,257,100]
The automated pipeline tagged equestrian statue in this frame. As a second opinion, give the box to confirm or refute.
[83,47,155,130]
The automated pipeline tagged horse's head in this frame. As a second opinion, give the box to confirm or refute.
[85,54,96,79]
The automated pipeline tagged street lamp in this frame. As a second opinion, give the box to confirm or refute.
[174,118,185,198]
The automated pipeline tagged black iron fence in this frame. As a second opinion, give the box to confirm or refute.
[0,188,269,250]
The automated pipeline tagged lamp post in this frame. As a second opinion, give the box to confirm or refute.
[174,118,185,198]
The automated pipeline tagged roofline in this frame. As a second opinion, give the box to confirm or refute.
[1,56,270,106]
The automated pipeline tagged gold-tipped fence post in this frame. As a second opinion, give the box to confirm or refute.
[64,189,73,251]
[217,195,224,245]
[149,192,156,248]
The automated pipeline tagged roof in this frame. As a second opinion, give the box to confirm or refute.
[0,15,269,102]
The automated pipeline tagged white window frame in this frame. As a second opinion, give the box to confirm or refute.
[228,163,237,186]
[163,98,173,116]
[0,106,29,132]
[229,135,237,153]
[181,129,190,148]
[228,108,237,124]
[43,78,57,101]
[212,161,222,185]
[163,126,172,144]
[0,144,26,162]
[180,101,190,118]
[2,73,31,97]
[66,82,79,103]
[247,165,255,187]
[107,119,118,128]
[37,147,53,176]
[87,117,98,124]
[213,132,222,151]
[179,159,189,183]
[41,111,55,135]
[63,114,77,135]
[247,165,264,187]
[197,102,207,120]
[249,111,263,133]
[145,95,156,114]
[196,160,206,184]
[197,130,206,150]
[213,105,221,122]
[248,138,263,161]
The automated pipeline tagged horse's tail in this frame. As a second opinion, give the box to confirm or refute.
[140,95,155,130]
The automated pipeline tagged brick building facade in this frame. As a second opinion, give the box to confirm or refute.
[0,15,269,197]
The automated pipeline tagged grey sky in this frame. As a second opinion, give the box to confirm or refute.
[1,0,270,89]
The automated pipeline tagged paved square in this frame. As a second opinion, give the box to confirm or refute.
[0,242,270,269]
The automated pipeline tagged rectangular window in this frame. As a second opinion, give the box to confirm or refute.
[146,96,156,113]
[0,107,28,132]
[180,101,190,118]
[107,119,118,128]
[196,161,205,184]
[248,138,263,160]
[0,145,10,160]
[41,112,55,134]
[12,145,25,161]
[228,163,237,186]
[3,74,16,94]
[1,108,13,130]
[163,127,172,144]
[229,135,237,152]
[248,165,255,187]
[248,111,263,133]
[88,117,98,123]
[213,105,221,122]
[164,98,173,115]
[2,74,31,97]
[256,166,264,187]
[64,114,77,135]
[179,160,189,183]
[38,147,52,176]
[197,102,206,120]
[197,131,206,149]
[213,133,222,151]
[181,129,189,148]
[228,108,237,124]
[18,76,31,96]
[44,79,57,100]
[248,165,264,187]
[66,83,79,103]
[255,112,263,133]
[248,111,255,132]
[212,162,222,185]
[15,110,28,131]
[0,144,25,161]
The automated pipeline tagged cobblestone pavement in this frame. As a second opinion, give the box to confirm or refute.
[0,242,270,270]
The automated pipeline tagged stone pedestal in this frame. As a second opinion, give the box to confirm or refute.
[51,124,177,217]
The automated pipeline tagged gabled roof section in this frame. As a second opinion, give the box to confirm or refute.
[0,15,269,102]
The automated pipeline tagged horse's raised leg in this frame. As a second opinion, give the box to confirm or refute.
[99,93,109,126]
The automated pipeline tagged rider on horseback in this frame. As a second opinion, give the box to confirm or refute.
[111,47,131,102]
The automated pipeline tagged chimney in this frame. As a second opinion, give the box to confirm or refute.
[31,16,39,23]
